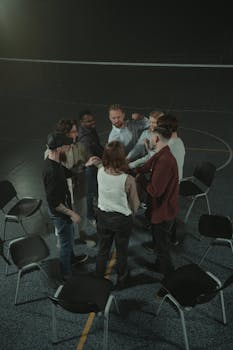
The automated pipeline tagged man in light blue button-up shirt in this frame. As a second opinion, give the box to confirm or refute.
[108,104,148,154]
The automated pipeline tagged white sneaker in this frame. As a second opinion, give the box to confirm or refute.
[85,239,97,248]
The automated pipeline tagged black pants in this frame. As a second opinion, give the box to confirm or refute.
[151,220,175,275]
[96,209,132,280]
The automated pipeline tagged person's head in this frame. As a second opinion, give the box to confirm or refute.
[102,141,128,172]
[157,113,178,133]
[152,125,172,151]
[149,110,164,132]
[108,104,125,129]
[131,112,143,120]
[55,119,78,143]
[46,132,73,161]
[79,110,96,129]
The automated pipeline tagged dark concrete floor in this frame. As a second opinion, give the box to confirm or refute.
[0,3,233,349]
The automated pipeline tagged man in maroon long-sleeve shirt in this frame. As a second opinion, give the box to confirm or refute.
[136,125,179,276]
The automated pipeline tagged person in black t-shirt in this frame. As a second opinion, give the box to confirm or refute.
[43,132,88,279]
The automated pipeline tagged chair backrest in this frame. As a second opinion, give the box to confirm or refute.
[0,180,17,209]
[193,162,216,187]
[197,273,233,304]
[199,214,232,239]
[10,235,49,267]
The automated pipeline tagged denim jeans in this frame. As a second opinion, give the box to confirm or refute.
[49,210,75,277]
[85,166,98,219]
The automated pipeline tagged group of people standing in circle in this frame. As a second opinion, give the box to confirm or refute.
[42,104,185,287]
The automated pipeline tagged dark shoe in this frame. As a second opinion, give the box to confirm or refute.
[71,254,88,265]
[171,239,180,246]
[144,222,151,230]
[142,241,155,254]
[114,271,130,290]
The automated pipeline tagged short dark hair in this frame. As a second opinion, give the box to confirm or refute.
[157,114,178,132]
[47,132,73,150]
[79,110,93,121]
[102,141,128,172]
[55,119,77,134]
[154,125,172,140]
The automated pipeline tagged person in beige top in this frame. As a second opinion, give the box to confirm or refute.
[86,141,139,289]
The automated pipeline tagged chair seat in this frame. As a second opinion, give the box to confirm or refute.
[10,235,49,269]
[55,275,113,313]
[179,181,203,197]
[7,198,42,219]
[161,264,218,307]
[199,214,233,239]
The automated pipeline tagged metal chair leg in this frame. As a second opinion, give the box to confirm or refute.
[5,246,10,275]
[112,295,120,314]
[219,290,227,324]
[205,195,211,214]
[198,245,212,265]
[103,294,114,350]
[156,296,167,315]
[179,309,190,350]
[3,218,7,241]
[184,198,196,223]
[103,309,109,350]
[20,221,28,235]
[15,269,22,305]
[51,303,58,343]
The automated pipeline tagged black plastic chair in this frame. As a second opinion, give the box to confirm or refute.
[198,214,233,265]
[179,162,216,223]
[0,180,43,241]
[156,263,233,350]
[49,274,119,349]
[6,234,49,305]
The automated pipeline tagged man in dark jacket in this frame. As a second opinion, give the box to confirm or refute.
[136,125,179,276]
[78,110,104,225]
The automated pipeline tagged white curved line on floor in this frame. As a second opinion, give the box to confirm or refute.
[181,127,232,171]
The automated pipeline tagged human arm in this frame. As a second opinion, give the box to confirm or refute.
[85,156,103,169]
[127,130,148,160]
[125,175,140,214]
[55,204,81,223]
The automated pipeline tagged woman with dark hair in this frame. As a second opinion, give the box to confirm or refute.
[86,141,139,288]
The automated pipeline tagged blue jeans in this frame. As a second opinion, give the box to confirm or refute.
[85,166,98,219]
[49,211,75,277]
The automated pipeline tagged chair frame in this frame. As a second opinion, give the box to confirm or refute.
[0,180,43,241]
[156,271,226,350]
[51,283,119,349]
[6,236,48,305]
[179,162,216,223]
[198,215,233,265]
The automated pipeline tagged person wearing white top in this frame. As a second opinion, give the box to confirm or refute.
[86,141,140,289]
